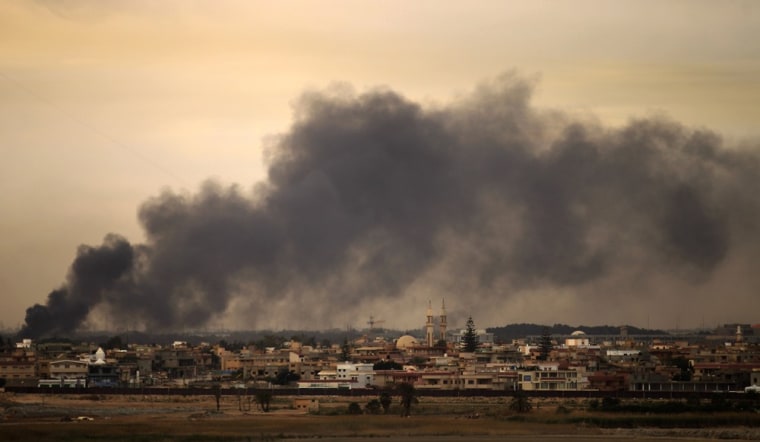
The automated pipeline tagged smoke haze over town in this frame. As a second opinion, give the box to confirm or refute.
[17,73,760,338]
[2,2,760,336]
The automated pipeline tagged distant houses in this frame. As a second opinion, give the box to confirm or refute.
[1,308,759,393]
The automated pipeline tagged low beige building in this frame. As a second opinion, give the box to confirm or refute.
[293,398,319,412]
[0,360,37,387]
[40,359,88,380]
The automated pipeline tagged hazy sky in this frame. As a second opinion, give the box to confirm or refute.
[2,1,760,332]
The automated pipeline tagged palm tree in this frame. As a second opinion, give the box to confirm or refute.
[397,382,418,417]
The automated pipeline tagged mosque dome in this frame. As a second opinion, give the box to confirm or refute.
[395,335,419,350]
[570,330,586,336]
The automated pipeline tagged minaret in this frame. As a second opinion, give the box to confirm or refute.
[439,299,447,342]
[426,300,434,348]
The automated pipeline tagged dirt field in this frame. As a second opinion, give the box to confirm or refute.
[1,392,759,441]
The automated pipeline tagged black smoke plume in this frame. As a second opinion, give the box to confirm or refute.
[20,73,760,337]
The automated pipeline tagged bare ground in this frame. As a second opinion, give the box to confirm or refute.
[1,392,758,441]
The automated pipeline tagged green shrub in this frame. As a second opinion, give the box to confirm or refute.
[600,396,620,410]
[365,399,382,414]
[508,391,532,413]
[347,402,363,415]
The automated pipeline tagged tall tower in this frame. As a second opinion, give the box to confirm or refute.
[426,300,434,348]
[439,299,447,342]
[737,325,744,343]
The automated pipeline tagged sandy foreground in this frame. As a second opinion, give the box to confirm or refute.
[1,392,759,441]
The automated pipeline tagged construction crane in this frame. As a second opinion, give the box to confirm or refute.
[367,315,386,330]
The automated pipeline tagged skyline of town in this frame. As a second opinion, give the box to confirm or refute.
[3,311,758,394]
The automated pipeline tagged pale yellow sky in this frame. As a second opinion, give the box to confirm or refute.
[1,0,759,331]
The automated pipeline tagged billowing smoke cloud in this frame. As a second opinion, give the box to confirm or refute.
[22,235,135,336]
[20,73,760,337]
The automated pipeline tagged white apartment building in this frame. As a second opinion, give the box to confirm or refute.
[517,363,583,391]
[336,362,375,387]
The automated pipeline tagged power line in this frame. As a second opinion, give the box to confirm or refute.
[0,70,187,187]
